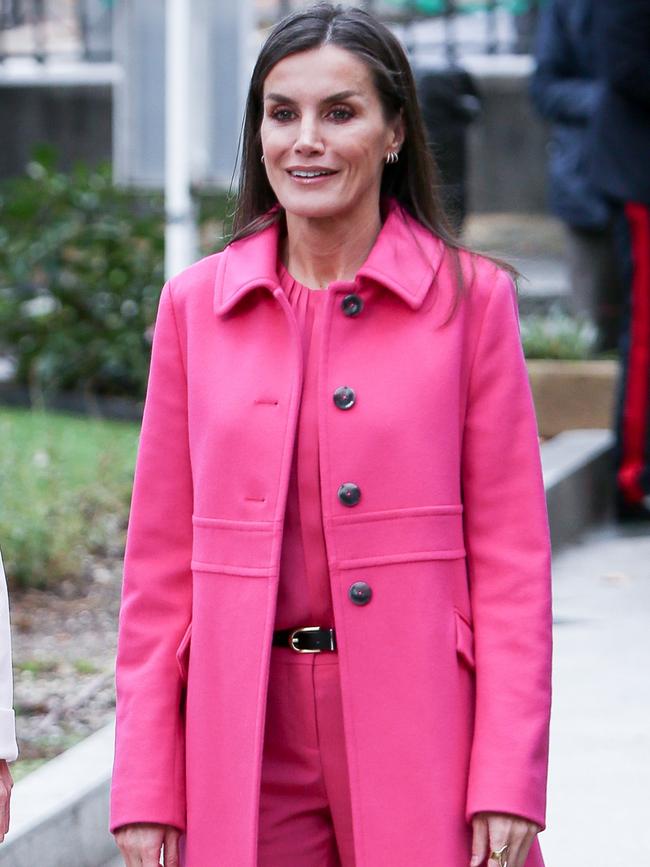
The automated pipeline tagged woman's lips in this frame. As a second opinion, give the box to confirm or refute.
[286,170,339,185]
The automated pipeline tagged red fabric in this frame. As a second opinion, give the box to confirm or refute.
[618,202,650,502]
[258,649,355,865]
[274,263,334,629]
[258,266,353,862]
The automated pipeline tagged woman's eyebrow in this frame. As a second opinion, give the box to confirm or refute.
[264,89,363,104]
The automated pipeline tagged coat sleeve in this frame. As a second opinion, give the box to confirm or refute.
[110,280,193,834]
[0,552,18,762]
[595,0,650,109]
[529,0,602,124]
[461,269,553,831]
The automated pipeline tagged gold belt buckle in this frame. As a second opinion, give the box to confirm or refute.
[289,625,326,653]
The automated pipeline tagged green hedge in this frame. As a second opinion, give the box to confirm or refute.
[0,146,230,402]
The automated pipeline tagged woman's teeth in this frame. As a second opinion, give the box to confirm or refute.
[290,170,334,178]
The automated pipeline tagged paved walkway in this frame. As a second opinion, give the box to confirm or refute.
[103,520,650,867]
[542,521,650,866]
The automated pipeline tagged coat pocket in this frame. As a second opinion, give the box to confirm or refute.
[329,505,466,569]
[454,608,475,671]
[175,622,192,683]
[191,516,275,577]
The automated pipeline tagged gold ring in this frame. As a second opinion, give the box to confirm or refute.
[489,842,509,866]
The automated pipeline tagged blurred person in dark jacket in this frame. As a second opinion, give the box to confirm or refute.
[530,0,623,352]
[588,0,650,521]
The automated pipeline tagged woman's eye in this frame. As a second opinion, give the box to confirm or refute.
[271,108,295,121]
[328,107,353,121]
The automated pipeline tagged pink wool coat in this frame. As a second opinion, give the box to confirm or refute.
[110,197,553,866]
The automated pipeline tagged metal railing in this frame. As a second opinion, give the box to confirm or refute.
[1,1,543,66]
[0,0,114,63]
[265,0,544,57]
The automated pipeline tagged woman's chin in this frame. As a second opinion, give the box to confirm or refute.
[278,191,352,222]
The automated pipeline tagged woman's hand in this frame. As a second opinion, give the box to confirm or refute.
[114,822,181,867]
[0,760,13,841]
[470,811,541,867]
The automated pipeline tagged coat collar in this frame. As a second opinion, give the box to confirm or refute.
[213,197,446,316]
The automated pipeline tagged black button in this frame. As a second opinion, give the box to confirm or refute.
[349,581,372,606]
[333,385,356,410]
[342,293,363,316]
[338,482,361,506]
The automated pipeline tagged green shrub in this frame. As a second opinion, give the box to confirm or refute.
[0,407,138,590]
[0,146,165,399]
[0,146,231,401]
[520,305,599,360]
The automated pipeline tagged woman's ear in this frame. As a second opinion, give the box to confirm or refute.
[391,108,406,152]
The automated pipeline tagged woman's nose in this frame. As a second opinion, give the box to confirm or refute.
[294,119,324,155]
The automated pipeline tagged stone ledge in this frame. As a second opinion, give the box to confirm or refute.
[0,721,118,867]
[542,429,615,551]
[528,360,619,439]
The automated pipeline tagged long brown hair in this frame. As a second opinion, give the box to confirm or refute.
[228,2,518,312]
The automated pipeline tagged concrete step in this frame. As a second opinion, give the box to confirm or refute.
[515,255,571,316]
[462,213,573,315]
[514,256,569,297]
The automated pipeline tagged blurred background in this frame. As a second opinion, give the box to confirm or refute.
[0,2,647,865]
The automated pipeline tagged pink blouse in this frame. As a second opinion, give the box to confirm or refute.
[274,260,335,630]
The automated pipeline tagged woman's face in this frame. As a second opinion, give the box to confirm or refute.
[260,44,404,222]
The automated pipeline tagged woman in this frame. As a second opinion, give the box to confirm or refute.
[110,4,552,866]
[0,551,18,844]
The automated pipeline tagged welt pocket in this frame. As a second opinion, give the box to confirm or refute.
[328,505,466,569]
[175,622,192,683]
[191,515,277,576]
[454,608,475,671]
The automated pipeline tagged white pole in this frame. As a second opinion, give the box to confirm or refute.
[165,0,196,280]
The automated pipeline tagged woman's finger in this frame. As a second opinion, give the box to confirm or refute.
[115,823,166,867]
[114,828,135,867]
[0,761,11,838]
[116,846,138,867]
[470,814,490,866]
[507,826,537,867]
[484,815,511,867]
[487,839,510,867]
[502,833,521,867]
[0,782,9,841]
[163,827,180,866]
[485,815,538,867]
[117,839,141,867]
[5,769,12,836]
[140,841,164,867]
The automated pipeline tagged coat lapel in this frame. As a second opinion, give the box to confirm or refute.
[213,197,446,316]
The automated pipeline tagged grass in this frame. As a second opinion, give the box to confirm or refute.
[0,406,139,590]
[73,658,101,675]
[10,757,47,783]
[11,732,89,783]
[15,659,59,674]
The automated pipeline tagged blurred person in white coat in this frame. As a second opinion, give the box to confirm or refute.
[0,551,17,842]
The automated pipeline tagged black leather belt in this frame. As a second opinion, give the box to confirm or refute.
[272,626,337,653]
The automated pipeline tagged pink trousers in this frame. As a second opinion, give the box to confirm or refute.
[257,645,356,866]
